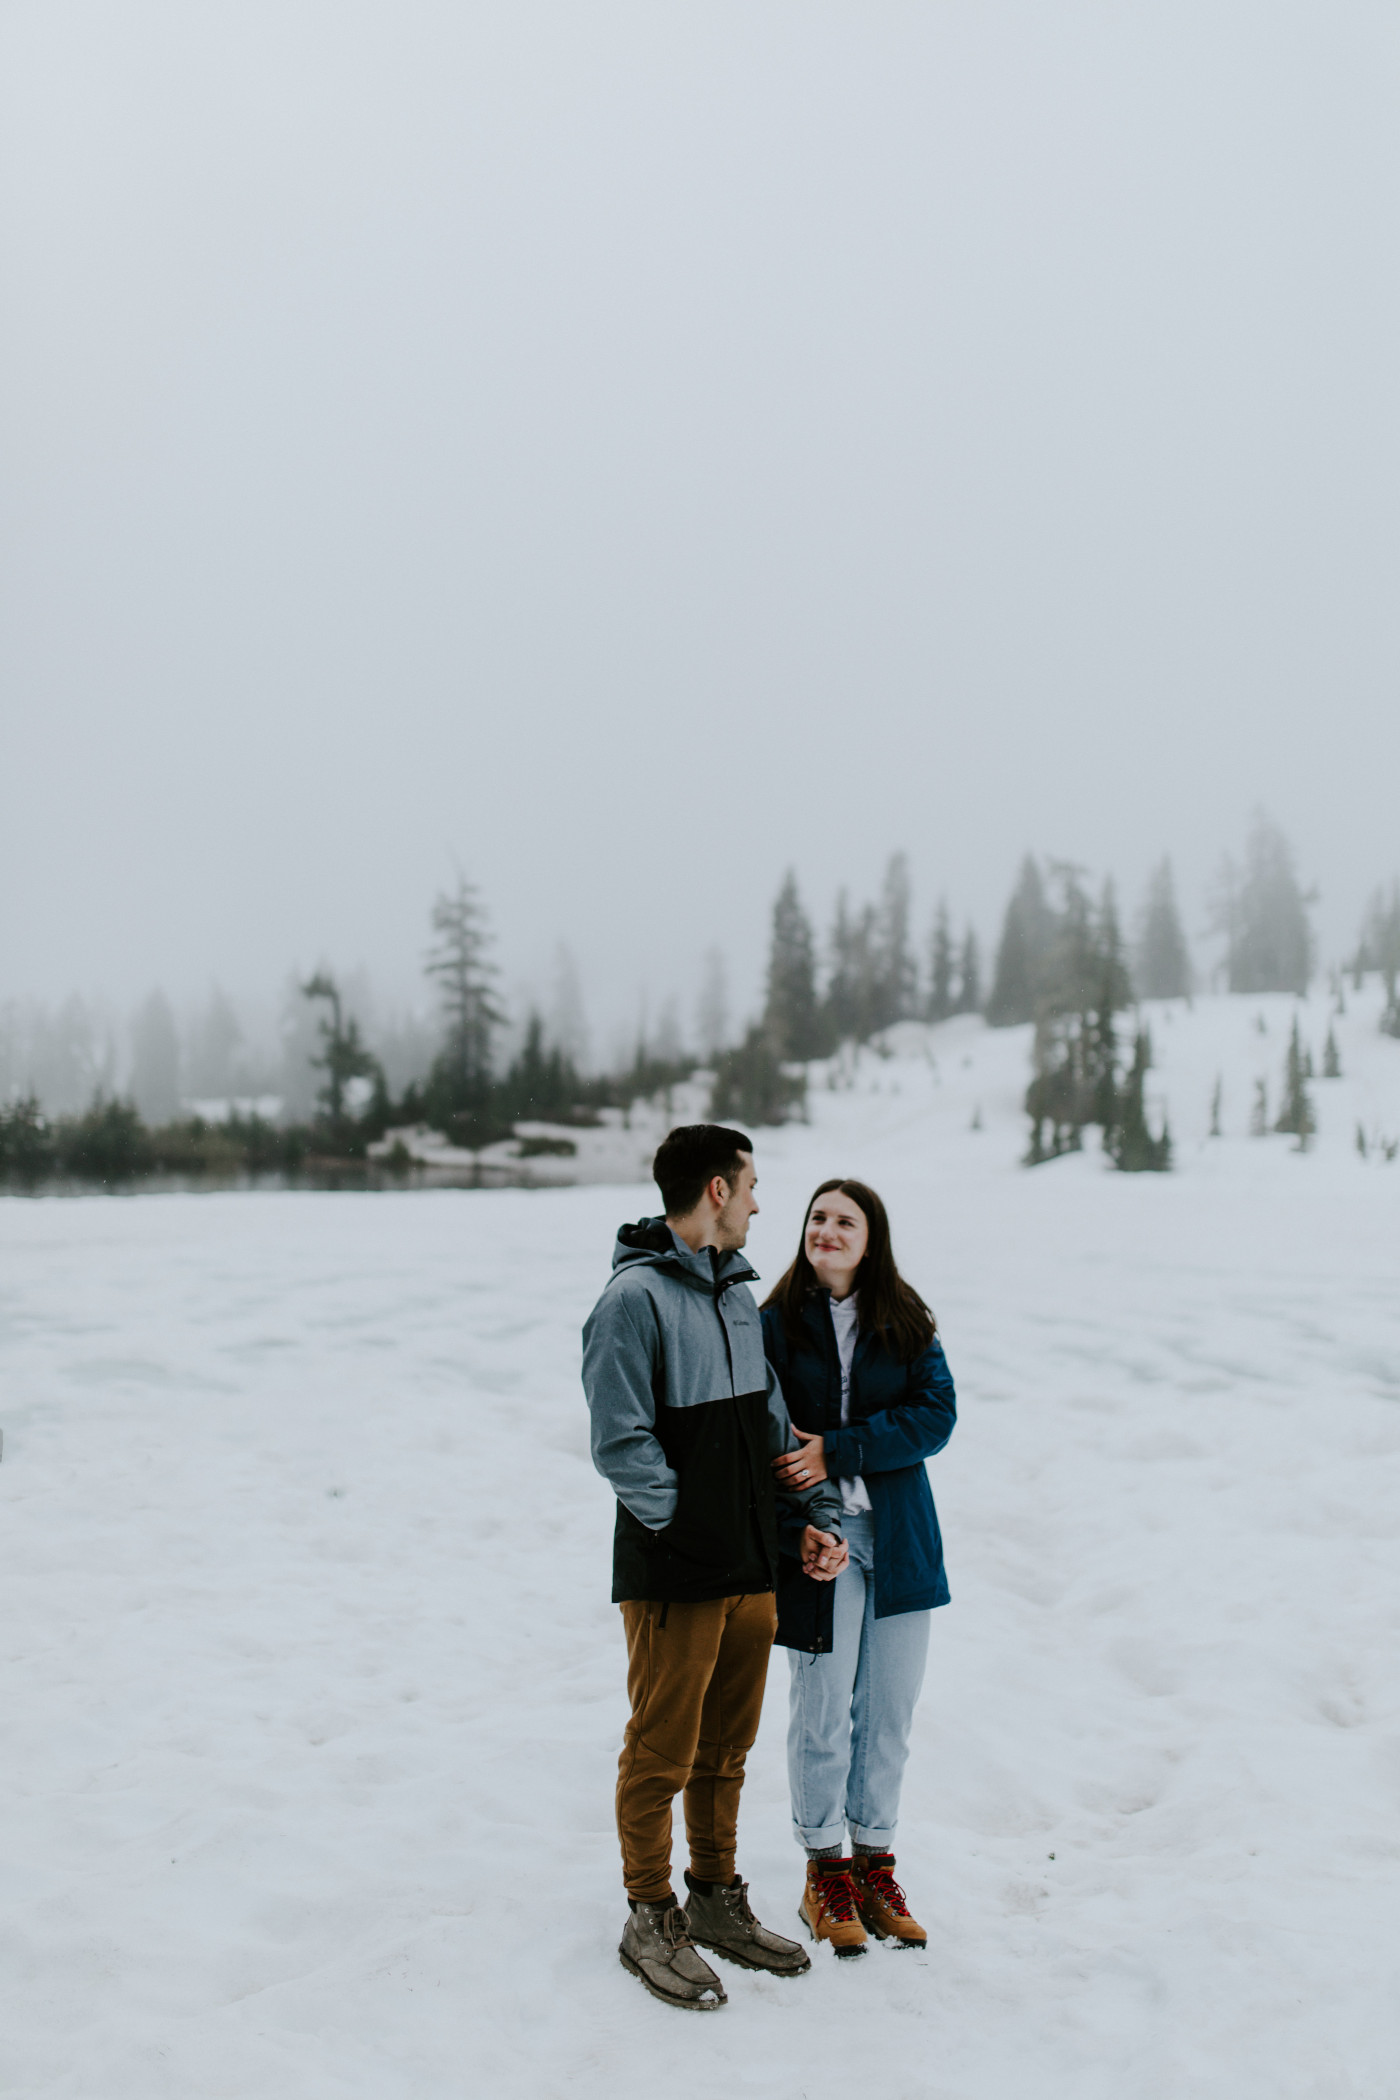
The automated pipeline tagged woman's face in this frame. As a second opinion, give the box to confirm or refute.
[804,1189,869,1299]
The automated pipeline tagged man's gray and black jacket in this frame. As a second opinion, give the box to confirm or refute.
[583,1218,844,1604]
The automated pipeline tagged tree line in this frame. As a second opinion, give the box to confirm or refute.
[3,810,1395,1187]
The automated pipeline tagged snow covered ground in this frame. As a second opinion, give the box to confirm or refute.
[2,991,1398,2099]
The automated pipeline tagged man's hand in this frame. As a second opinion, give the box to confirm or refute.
[800,1526,848,1581]
[772,1428,828,1490]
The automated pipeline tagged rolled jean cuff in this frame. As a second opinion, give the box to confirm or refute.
[849,1822,897,1852]
[792,1816,848,1851]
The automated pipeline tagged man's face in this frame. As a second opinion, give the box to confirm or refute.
[714,1153,759,1250]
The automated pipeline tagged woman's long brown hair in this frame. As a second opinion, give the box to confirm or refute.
[762,1178,936,1362]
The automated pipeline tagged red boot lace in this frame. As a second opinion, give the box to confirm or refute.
[861,1862,911,1916]
[816,1863,859,1924]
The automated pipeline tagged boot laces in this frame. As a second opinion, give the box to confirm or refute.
[816,1864,859,1924]
[661,1904,696,1948]
[862,1863,911,1916]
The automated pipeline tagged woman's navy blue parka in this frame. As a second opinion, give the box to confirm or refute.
[761,1294,957,1654]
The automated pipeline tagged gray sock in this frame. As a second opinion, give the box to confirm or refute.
[807,1844,843,1862]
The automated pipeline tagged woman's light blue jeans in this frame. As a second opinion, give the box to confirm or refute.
[787,1510,930,1852]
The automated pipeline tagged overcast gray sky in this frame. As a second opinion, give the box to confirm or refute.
[3,1,1397,1042]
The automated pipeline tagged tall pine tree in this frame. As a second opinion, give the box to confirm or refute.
[1024,874,1135,1162]
[873,852,917,1030]
[986,856,1054,1026]
[1273,1016,1316,1145]
[129,990,180,1125]
[497,1011,580,1122]
[1213,813,1314,994]
[1135,857,1192,999]
[302,972,378,1129]
[1106,1030,1172,1172]
[1356,882,1400,1031]
[1086,881,1133,1130]
[927,900,955,1022]
[823,891,878,1046]
[955,927,982,1014]
[695,947,729,1061]
[424,876,504,1128]
[763,870,822,1058]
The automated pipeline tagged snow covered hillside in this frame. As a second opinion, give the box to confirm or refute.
[1,991,1398,2099]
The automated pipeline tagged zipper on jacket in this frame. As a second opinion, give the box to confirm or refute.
[712,1263,750,1397]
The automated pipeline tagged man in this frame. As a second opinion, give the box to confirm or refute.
[583,1123,847,2010]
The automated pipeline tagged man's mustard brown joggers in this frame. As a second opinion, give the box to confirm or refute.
[616,1591,777,1904]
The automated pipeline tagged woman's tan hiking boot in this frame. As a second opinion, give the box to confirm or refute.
[851,1853,927,1948]
[619,1900,728,2009]
[798,1859,868,1957]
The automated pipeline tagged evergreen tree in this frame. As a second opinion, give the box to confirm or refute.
[498,1011,580,1122]
[763,870,822,1058]
[1134,857,1192,999]
[302,972,377,1127]
[823,892,854,1042]
[1250,1078,1269,1137]
[987,856,1054,1026]
[130,990,180,1125]
[1107,1030,1172,1172]
[954,927,982,1014]
[1085,882,1133,1130]
[1377,886,1400,993]
[424,876,505,1127]
[1023,874,1135,1162]
[1040,864,1099,1016]
[710,1023,805,1129]
[695,947,729,1061]
[277,973,326,1122]
[1213,813,1314,994]
[1322,1027,1341,1077]
[1356,883,1400,982]
[1209,1075,1222,1136]
[1357,883,1400,1030]
[548,945,590,1071]
[1024,1012,1088,1162]
[185,986,243,1099]
[651,995,684,1065]
[1274,1016,1316,1145]
[927,901,955,1022]
[823,891,879,1046]
[873,852,917,1029]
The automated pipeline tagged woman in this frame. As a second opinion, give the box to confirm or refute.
[764,1179,956,1957]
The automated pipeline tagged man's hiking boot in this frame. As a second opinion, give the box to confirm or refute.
[851,1853,927,1948]
[619,1899,727,2010]
[683,1871,811,1975]
[798,1859,868,1957]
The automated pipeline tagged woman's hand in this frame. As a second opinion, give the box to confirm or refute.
[772,1429,828,1489]
[800,1526,848,1581]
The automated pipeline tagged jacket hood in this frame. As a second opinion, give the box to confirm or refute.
[611,1215,758,1291]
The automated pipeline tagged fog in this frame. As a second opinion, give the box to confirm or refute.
[3,2,1397,1059]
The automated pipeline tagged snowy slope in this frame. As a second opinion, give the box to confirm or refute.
[1,993,1398,2099]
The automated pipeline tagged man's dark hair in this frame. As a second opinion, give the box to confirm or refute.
[653,1124,753,1219]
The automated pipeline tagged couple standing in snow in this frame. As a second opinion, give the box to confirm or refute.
[582,1122,957,2010]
